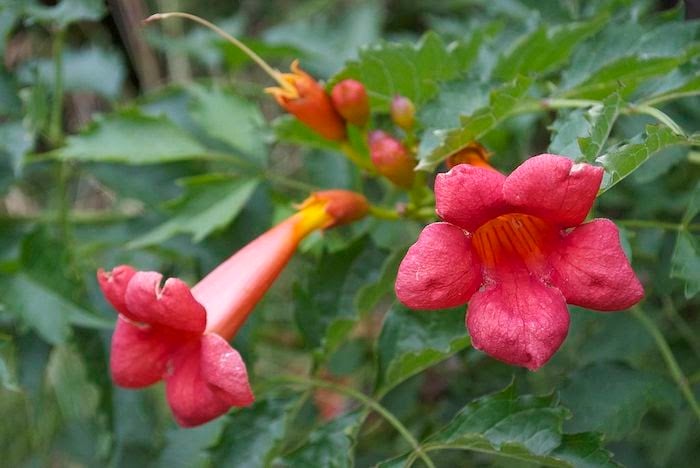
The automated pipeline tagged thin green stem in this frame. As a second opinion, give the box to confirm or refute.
[368,204,400,220]
[340,142,376,173]
[632,307,700,422]
[48,28,66,146]
[616,219,700,232]
[626,104,685,136]
[662,296,700,360]
[641,90,700,107]
[272,375,436,468]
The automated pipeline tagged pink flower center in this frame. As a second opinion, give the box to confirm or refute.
[472,213,558,276]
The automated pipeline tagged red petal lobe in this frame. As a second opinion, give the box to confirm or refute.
[200,334,254,406]
[395,222,482,309]
[125,271,206,333]
[549,219,644,311]
[503,154,603,228]
[467,273,569,370]
[435,164,508,232]
[165,342,231,427]
[97,265,137,317]
[110,316,171,388]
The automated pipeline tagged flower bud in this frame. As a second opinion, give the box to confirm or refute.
[390,95,415,131]
[368,131,416,188]
[446,141,494,171]
[266,60,346,141]
[296,189,369,230]
[330,79,370,127]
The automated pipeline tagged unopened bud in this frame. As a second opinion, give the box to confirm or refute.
[446,141,494,170]
[390,95,415,131]
[297,190,369,230]
[331,79,370,127]
[368,131,416,188]
[266,60,346,141]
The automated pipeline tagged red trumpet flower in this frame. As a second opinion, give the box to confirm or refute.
[395,155,643,370]
[99,190,368,426]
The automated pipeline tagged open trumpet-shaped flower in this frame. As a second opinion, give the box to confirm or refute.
[265,60,347,141]
[395,154,644,370]
[99,190,368,426]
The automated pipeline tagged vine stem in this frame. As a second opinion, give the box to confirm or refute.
[632,307,700,422]
[340,142,376,173]
[272,375,436,468]
[144,12,298,96]
[48,28,66,146]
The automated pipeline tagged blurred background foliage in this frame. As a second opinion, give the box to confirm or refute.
[0,0,699,467]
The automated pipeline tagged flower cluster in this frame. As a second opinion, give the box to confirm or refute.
[395,154,644,370]
[99,190,367,426]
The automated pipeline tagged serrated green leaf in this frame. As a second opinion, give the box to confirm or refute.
[671,184,700,298]
[493,18,605,81]
[563,56,686,99]
[17,46,126,99]
[560,363,679,440]
[46,345,100,420]
[549,433,619,468]
[635,65,700,105]
[294,237,385,356]
[332,31,481,111]
[189,86,267,164]
[596,125,689,193]
[578,93,623,161]
[156,418,226,468]
[276,411,363,468]
[376,304,470,395]
[382,383,618,467]
[129,174,259,248]
[273,115,341,152]
[0,273,112,344]
[263,2,383,77]
[417,76,532,171]
[52,110,207,164]
[560,19,700,99]
[548,110,587,159]
[210,397,296,468]
[23,0,105,28]
[355,246,407,314]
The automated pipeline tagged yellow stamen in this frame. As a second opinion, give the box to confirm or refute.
[144,12,298,98]
[293,199,334,239]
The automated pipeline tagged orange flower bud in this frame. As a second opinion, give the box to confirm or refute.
[296,189,369,230]
[446,141,495,171]
[390,95,416,131]
[330,79,370,127]
[266,60,346,141]
[368,131,416,189]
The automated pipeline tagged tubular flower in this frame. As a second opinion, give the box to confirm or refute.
[98,190,368,427]
[394,154,644,370]
[446,141,494,171]
[368,130,416,189]
[331,79,370,127]
[265,60,346,141]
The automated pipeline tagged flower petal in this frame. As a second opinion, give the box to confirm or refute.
[503,154,603,228]
[549,219,644,311]
[435,164,508,232]
[395,222,482,310]
[466,272,569,370]
[165,342,231,427]
[110,316,171,388]
[200,334,255,407]
[125,271,206,333]
[97,265,137,318]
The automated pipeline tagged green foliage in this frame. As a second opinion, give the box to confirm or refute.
[2,2,699,466]
[53,110,208,164]
[376,304,470,395]
[129,174,259,247]
[332,31,482,111]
